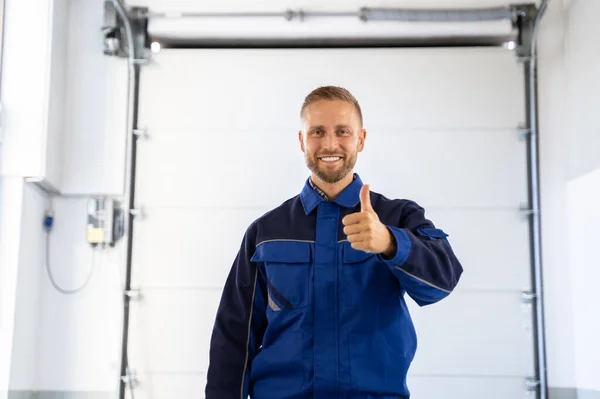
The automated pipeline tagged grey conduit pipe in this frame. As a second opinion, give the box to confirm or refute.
[109,1,141,399]
[111,0,137,200]
[148,6,516,22]
[526,1,549,399]
[358,6,514,22]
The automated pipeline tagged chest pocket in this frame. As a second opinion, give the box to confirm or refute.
[251,240,313,310]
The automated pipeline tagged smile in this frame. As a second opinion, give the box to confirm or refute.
[319,156,343,163]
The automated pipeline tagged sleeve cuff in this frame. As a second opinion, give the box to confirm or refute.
[377,225,412,266]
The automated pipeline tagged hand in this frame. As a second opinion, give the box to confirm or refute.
[342,184,396,256]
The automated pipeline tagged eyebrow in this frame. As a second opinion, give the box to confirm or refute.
[310,124,353,130]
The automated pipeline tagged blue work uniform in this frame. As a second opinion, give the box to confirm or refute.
[206,174,463,399]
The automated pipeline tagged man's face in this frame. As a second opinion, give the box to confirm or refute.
[299,100,366,184]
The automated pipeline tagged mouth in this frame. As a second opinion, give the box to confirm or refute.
[318,156,343,163]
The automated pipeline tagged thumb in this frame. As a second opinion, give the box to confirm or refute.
[360,184,373,212]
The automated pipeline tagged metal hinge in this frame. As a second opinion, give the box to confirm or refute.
[525,377,540,392]
[521,291,536,304]
[133,55,151,65]
[132,127,149,140]
[517,55,533,63]
[121,368,139,388]
[125,288,143,301]
[517,123,531,141]
[129,207,145,219]
[519,204,536,219]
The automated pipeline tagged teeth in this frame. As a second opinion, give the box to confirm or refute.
[321,157,341,162]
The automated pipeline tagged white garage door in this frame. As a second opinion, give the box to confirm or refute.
[129,48,533,398]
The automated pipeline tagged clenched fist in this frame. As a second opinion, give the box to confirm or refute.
[342,184,396,257]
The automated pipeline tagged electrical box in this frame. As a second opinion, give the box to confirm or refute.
[86,198,124,247]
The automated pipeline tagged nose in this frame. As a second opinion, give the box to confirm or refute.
[322,132,339,152]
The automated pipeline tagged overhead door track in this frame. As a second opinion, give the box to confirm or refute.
[143,5,534,49]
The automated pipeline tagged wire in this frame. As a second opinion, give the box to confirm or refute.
[44,216,95,295]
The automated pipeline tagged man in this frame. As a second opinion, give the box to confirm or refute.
[206,86,463,399]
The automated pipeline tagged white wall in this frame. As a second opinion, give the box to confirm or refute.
[10,185,47,390]
[0,178,25,398]
[29,0,128,392]
[566,168,600,393]
[34,196,124,393]
[59,0,128,196]
[8,184,47,392]
[3,0,600,396]
[1,184,125,397]
[537,0,577,389]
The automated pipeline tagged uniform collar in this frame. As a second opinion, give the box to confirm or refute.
[300,173,363,215]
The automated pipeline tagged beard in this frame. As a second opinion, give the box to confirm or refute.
[305,150,357,184]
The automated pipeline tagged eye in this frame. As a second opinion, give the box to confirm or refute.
[338,129,349,135]
[312,130,324,136]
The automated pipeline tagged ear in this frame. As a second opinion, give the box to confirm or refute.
[357,129,366,152]
[298,131,305,153]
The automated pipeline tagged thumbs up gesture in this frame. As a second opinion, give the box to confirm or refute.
[342,184,396,257]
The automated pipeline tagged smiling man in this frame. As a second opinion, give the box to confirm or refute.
[206,86,464,399]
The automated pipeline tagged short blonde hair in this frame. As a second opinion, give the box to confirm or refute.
[300,86,363,126]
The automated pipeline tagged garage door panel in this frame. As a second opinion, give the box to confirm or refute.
[426,209,532,291]
[135,130,527,208]
[129,289,218,373]
[135,132,307,210]
[131,208,261,288]
[133,45,534,396]
[356,129,527,208]
[139,49,524,132]
[407,292,535,376]
[128,290,533,376]
[406,376,532,399]
[131,208,530,291]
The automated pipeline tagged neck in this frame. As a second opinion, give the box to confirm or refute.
[311,172,354,200]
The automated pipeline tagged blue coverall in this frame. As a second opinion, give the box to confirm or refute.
[206,174,463,399]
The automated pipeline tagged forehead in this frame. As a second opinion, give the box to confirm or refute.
[302,100,360,125]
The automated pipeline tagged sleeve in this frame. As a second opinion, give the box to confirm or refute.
[205,226,268,399]
[377,200,463,307]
